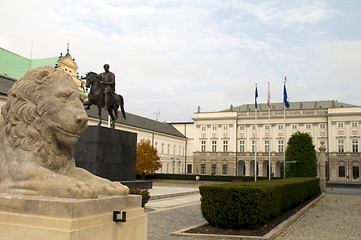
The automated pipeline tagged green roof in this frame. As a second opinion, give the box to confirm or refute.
[0,47,58,80]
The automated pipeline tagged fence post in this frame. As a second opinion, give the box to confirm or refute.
[319,140,327,192]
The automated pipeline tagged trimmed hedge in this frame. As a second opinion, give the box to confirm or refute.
[199,178,320,229]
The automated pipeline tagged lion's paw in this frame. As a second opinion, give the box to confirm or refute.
[7,178,98,199]
[67,181,98,199]
[97,181,129,196]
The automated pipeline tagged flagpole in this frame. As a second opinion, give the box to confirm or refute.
[283,96,286,178]
[268,82,271,180]
[282,77,290,178]
[255,83,258,182]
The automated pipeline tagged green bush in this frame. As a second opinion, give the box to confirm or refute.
[286,132,318,177]
[199,178,320,229]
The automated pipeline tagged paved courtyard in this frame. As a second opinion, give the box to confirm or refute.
[275,194,361,240]
[146,182,361,240]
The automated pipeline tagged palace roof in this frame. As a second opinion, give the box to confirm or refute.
[0,47,58,80]
[222,101,356,113]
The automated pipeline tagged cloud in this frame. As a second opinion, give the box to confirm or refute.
[239,0,333,29]
[294,40,361,102]
[1,0,360,122]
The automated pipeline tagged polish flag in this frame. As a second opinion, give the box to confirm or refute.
[267,83,271,108]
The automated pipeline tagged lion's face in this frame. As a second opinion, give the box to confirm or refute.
[38,70,88,146]
[1,66,88,163]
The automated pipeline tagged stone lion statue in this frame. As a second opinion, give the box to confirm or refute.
[0,66,129,198]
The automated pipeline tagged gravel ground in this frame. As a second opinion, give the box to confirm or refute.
[274,194,361,240]
[147,203,204,240]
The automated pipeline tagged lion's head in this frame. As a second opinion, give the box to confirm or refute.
[1,66,88,170]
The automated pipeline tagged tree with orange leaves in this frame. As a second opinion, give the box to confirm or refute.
[136,139,162,180]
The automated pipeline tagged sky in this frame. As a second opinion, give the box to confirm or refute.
[1,0,361,122]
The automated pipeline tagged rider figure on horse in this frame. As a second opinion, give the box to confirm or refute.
[83,64,126,128]
[99,64,119,108]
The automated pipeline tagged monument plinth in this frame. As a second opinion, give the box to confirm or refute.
[75,126,152,189]
[0,194,147,240]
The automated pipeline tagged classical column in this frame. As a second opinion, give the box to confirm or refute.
[258,161,264,177]
[319,140,327,193]
[271,162,277,178]
[245,161,251,176]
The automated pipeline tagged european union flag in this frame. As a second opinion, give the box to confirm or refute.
[255,86,258,109]
[283,84,290,108]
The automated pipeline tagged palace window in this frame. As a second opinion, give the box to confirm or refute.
[339,166,345,177]
[338,139,344,153]
[352,122,358,128]
[252,125,256,130]
[278,140,284,152]
[239,141,245,152]
[265,125,269,130]
[187,164,192,174]
[265,140,270,153]
[212,125,218,131]
[223,125,229,130]
[292,124,298,130]
[352,139,359,153]
[222,164,228,175]
[223,140,228,152]
[161,143,164,154]
[239,126,245,130]
[306,124,312,129]
[201,126,207,131]
[320,123,326,129]
[338,122,344,128]
[353,166,360,179]
[211,164,217,175]
[200,164,206,174]
[278,125,284,130]
[201,141,206,152]
[212,140,217,152]
[252,140,256,152]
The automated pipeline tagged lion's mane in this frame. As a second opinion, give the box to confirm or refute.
[1,66,72,169]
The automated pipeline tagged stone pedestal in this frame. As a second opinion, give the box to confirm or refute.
[0,194,147,240]
[74,126,137,182]
[319,141,327,193]
[74,126,152,190]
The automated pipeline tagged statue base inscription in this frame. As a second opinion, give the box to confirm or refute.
[0,194,147,240]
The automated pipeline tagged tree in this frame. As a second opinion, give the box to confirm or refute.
[136,139,162,180]
[285,131,318,178]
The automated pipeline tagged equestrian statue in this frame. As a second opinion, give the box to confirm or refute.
[83,64,126,128]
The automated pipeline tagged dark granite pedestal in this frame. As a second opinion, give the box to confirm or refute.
[74,126,152,189]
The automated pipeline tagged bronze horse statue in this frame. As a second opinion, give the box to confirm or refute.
[83,72,126,128]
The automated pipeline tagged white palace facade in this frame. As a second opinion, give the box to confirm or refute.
[172,101,361,183]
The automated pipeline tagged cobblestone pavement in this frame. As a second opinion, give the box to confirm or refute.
[147,182,361,240]
[147,203,204,240]
[275,194,361,240]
